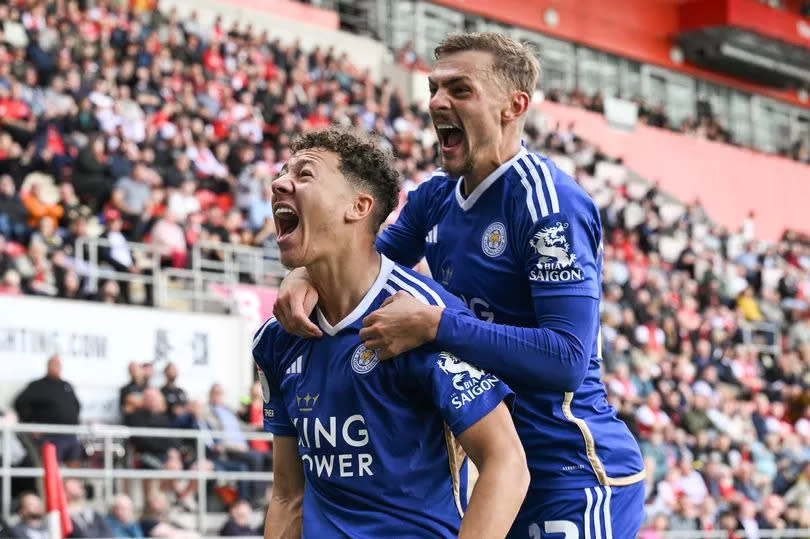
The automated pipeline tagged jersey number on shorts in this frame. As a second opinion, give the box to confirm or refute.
[528,521,578,539]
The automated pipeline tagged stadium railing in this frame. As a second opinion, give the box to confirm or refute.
[74,236,162,297]
[1,422,273,533]
[74,237,286,313]
[4,425,810,537]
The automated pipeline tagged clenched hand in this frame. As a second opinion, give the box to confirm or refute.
[272,267,323,338]
[360,292,444,360]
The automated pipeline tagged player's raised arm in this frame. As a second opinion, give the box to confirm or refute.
[361,179,600,392]
[457,402,529,538]
[264,436,304,539]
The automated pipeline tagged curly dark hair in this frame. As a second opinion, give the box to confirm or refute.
[290,127,400,232]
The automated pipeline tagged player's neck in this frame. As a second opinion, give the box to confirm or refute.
[462,137,522,194]
[308,244,382,327]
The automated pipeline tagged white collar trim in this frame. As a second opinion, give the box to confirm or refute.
[316,254,395,337]
[454,146,527,211]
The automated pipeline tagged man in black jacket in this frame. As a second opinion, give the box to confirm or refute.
[123,388,177,469]
[13,355,83,464]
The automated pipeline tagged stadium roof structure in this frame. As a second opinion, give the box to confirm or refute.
[429,0,810,109]
[678,0,810,88]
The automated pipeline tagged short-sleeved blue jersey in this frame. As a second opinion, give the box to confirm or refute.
[376,146,645,491]
[252,255,513,538]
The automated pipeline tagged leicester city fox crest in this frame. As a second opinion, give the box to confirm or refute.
[528,221,583,282]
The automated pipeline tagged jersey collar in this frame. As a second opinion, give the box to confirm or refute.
[454,146,528,211]
[315,254,395,337]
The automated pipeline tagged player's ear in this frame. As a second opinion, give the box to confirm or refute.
[345,191,374,224]
[502,90,530,123]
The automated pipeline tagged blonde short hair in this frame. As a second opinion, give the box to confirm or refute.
[434,32,541,96]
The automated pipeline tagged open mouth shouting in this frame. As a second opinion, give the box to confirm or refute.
[435,122,465,156]
[274,203,300,245]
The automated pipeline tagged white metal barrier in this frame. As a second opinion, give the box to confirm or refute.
[73,236,286,313]
[1,423,273,533]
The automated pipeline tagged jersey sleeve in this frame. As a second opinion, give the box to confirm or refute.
[515,157,602,299]
[375,179,434,267]
[405,349,514,438]
[251,319,296,437]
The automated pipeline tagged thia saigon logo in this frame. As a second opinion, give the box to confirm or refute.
[437,351,485,391]
[437,352,501,409]
[482,222,507,257]
[528,221,583,282]
[351,344,380,375]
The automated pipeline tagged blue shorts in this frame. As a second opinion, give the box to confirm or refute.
[507,481,645,539]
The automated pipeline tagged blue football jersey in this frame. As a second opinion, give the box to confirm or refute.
[377,146,645,491]
[252,255,513,538]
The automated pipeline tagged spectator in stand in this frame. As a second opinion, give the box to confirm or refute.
[8,492,47,539]
[219,500,257,537]
[160,362,188,420]
[72,135,111,213]
[20,181,63,229]
[0,175,28,242]
[119,361,147,417]
[105,494,143,539]
[247,181,273,233]
[110,163,154,235]
[13,354,82,464]
[0,268,23,295]
[206,383,267,501]
[139,492,197,538]
[239,380,272,454]
[147,211,187,268]
[65,479,114,538]
[124,388,177,470]
[0,234,13,277]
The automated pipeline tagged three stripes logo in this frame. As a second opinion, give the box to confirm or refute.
[425,225,438,244]
[285,355,303,376]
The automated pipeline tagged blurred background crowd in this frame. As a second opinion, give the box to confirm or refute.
[0,0,808,537]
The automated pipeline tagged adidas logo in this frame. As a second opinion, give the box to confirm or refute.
[285,355,303,376]
[425,225,438,244]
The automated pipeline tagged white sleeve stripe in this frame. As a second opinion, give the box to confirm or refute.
[392,266,445,307]
[522,155,550,218]
[515,164,539,224]
[383,284,399,297]
[387,274,430,305]
[251,317,276,350]
[537,159,560,214]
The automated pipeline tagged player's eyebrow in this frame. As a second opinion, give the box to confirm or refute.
[283,157,317,174]
[429,75,473,87]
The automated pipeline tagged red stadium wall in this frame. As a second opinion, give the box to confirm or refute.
[538,101,810,241]
[679,0,810,50]
[429,0,810,110]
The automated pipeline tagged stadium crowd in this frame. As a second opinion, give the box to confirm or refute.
[0,0,809,536]
[544,88,810,165]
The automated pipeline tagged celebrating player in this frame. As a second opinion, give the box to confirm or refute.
[273,33,647,538]
[254,128,528,538]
